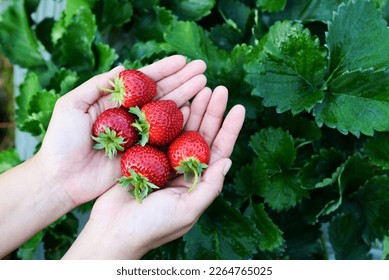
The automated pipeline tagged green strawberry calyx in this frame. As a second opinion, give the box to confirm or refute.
[176,157,208,193]
[117,168,159,203]
[91,127,126,160]
[97,75,125,107]
[129,106,150,146]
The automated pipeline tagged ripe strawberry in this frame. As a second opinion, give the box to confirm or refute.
[167,131,211,192]
[129,100,183,146]
[99,69,156,108]
[118,145,171,202]
[92,107,138,159]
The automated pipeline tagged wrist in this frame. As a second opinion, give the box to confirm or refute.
[63,217,147,260]
[33,150,78,209]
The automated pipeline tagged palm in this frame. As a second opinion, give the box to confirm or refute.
[90,86,246,253]
[38,56,208,204]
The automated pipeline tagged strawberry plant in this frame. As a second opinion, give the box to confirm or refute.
[1,0,389,259]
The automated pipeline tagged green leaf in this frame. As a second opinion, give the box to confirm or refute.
[249,127,296,175]
[184,198,260,259]
[48,68,79,96]
[382,235,389,260]
[0,148,22,174]
[318,155,373,217]
[256,0,287,12]
[232,159,269,200]
[43,213,79,260]
[328,213,371,260]
[314,69,389,137]
[16,72,40,132]
[16,72,60,137]
[244,203,284,252]
[52,6,97,72]
[275,208,324,259]
[210,23,243,51]
[95,42,119,73]
[263,172,308,211]
[164,20,226,64]
[218,0,252,32]
[364,134,389,169]
[272,0,345,23]
[127,40,170,61]
[131,6,175,42]
[162,0,215,21]
[353,175,389,239]
[17,231,44,260]
[299,148,345,189]
[0,0,46,68]
[94,0,133,32]
[326,0,389,75]
[245,21,327,114]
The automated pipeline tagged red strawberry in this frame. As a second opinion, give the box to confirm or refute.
[167,131,211,192]
[118,145,171,202]
[92,107,138,159]
[129,100,183,146]
[99,69,156,108]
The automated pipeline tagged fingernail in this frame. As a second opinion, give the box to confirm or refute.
[223,159,232,176]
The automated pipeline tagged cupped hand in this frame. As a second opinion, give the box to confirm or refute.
[87,86,246,259]
[35,55,207,206]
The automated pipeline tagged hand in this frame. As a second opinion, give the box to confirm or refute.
[35,55,207,206]
[63,86,246,259]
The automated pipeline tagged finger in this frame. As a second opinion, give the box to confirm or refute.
[209,104,246,164]
[159,74,207,107]
[188,158,232,213]
[139,55,187,82]
[154,59,207,100]
[64,66,125,112]
[180,105,190,128]
[185,87,212,131]
[198,86,229,146]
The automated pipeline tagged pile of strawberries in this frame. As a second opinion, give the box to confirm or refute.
[92,69,210,202]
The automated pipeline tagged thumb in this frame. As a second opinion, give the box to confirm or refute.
[65,65,125,111]
[190,158,232,212]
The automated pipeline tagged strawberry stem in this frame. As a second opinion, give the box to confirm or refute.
[91,127,126,160]
[97,75,125,107]
[117,168,159,203]
[129,106,150,146]
[175,157,208,192]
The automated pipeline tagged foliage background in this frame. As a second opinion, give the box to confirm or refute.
[0,0,389,259]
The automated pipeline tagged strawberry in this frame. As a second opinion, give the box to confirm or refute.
[129,100,183,146]
[99,69,156,108]
[92,107,138,159]
[118,145,171,202]
[167,131,211,192]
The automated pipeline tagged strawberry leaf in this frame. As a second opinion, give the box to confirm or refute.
[364,134,389,169]
[256,0,287,12]
[95,42,119,73]
[164,0,216,21]
[184,198,260,259]
[52,6,97,73]
[353,175,389,239]
[249,127,296,175]
[314,69,389,137]
[326,0,389,75]
[0,148,22,174]
[244,202,284,252]
[328,213,372,260]
[0,0,46,68]
[263,172,308,212]
[313,0,389,136]
[245,21,327,115]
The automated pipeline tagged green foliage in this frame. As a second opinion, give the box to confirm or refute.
[1,0,388,259]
